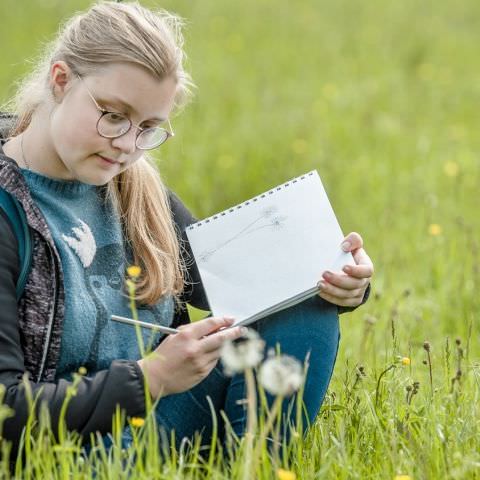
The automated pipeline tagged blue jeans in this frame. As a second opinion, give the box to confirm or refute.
[118,296,340,451]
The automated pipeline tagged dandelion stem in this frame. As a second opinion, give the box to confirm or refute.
[242,368,257,480]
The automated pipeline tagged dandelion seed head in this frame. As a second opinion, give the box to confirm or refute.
[220,329,265,376]
[258,355,304,397]
[262,206,278,218]
[271,215,287,230]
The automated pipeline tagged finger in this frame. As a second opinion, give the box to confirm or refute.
[352,247,374,267]
[342,261,374,279]
[187,316,236,339]
[321,271,370,290]
[203,348,222,363]
[318,290,364,307]
[318,279,366,300]
[341,232,363,252]
[201,325,245,352]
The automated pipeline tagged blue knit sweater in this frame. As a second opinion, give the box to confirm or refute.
[21,169,174,380]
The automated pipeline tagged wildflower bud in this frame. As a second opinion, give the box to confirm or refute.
[403,288,412,298]
[401,357,411,366]
[455,338,461,346]
[456,369,462,378]
[358,365,366,375]
[422,360,428,365]
[406,385,412,392]
[423,341,431,352]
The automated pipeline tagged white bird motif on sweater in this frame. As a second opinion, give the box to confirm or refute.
[62,220,97,268]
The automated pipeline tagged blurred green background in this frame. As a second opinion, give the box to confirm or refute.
[1,0,478,363]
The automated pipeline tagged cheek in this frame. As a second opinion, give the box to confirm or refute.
[51,107,104,158]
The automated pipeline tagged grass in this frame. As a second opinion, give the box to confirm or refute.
[0,0,479,478]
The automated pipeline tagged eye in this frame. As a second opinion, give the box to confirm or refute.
[106,112,127,124]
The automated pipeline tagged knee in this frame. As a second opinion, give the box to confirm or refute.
[254,296,340,360]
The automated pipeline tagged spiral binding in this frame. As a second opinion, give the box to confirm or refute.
[186,170,316,230]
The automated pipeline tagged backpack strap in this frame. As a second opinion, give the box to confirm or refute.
[0,187,33,301]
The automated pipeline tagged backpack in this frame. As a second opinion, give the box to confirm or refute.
[0,187,33,301]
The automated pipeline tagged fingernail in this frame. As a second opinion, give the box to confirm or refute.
[318,281,326,290]
[343,265,352,274]
[240,327,249,336]
[223,316,235,323]
[341,241,351,252]
[323,271,332,279]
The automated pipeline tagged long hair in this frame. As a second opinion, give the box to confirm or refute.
[6,2,195,305]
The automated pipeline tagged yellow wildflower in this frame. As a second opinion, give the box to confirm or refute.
[428,224,442,236]
[127,265,142,279]
[394,475,412,480]
[131,417,145,428]
[277,468,296,480]
[401,357,411,366]
[444,161,459,177]
[78,366,87,376]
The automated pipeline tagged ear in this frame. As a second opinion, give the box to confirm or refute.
[49,61,75,102]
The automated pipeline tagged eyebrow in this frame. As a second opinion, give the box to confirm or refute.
[97,95,167,123]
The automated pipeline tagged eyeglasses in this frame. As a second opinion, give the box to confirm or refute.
[77,74,174,150]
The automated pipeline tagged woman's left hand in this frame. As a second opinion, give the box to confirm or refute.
[317,232,374,308]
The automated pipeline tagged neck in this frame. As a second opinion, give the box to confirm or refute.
[5,106,75,180]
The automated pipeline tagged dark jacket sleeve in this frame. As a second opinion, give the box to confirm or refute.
[168,190,210,314]
[0,210,147,455]
[337,282,371,315]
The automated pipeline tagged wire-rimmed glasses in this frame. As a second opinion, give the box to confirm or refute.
[77,74,174,150]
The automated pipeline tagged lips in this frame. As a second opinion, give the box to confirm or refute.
[97,154,120,164]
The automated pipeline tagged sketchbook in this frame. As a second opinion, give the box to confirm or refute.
[185,170,355,326]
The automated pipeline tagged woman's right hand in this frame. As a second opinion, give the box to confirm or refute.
[137,316,244,398]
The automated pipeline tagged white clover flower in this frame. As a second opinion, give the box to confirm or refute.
[258,354,304,397]
[220,328,265,376]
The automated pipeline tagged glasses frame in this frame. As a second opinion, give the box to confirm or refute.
[76,74,174,150]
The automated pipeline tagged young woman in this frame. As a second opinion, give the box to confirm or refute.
[0,1,373,457]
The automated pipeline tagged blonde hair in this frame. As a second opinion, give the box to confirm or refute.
[7,1,196,306]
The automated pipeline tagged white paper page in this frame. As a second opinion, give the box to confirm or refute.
[186,171,355,324]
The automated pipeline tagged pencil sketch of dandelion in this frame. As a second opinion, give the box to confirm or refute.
[198,205,288,263]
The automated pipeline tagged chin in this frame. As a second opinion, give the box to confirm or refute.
[75,170,113,186]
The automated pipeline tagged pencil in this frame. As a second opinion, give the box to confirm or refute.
[110,314,179,335]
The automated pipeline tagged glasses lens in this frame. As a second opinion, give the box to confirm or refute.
[98,113,131,138]
[136,128,169,149]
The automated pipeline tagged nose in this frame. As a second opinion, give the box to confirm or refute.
[111,128,137,155]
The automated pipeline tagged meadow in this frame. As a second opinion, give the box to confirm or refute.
[0,0,479,478]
